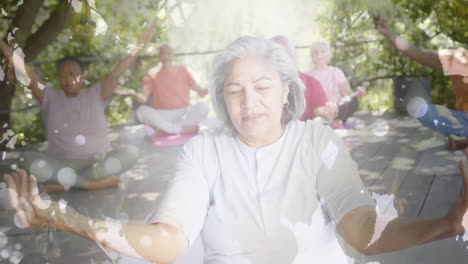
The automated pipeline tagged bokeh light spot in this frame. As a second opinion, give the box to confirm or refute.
[0,233,7,249]
[13,214,24,229]
[75,135,86,145]
[139,235,153,247]
[30,160,53,182]
[57,167,78,186]
[371,118,390,137]
[406,97,428,119]
[36,194,52,210]
[105,157,122,174]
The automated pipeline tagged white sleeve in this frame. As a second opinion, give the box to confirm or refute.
[313,123,375,223]
[146,138,210,248]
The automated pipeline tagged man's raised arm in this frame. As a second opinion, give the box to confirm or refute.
[373,16,443,72]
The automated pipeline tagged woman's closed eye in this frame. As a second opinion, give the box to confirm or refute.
[226,89,243,94]
[226,87,243,94]
[257,86,271,90]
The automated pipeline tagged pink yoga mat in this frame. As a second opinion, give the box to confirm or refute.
[144,125,198,147]
[151,133,198,147]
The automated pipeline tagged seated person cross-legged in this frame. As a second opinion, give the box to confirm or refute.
[307,40,366,129]
[0,18,160,193]
[128,43,210,136]
[271,35,339,124]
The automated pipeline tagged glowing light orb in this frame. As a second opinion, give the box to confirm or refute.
[36,194,52,210]
[13,214,25,229]
[105,157,122,174]
[395,36,410,50]
[406,97,428,119]
[371,119,390,137]
[30,160,53,182]
[0,233,7,249]
[75,135,86,145]
[57,168,78,186]
[139,235,153,247]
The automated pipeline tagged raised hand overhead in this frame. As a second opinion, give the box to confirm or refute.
[372,15,442,72]
[100,17,160,101]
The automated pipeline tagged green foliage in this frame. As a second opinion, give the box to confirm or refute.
[10,87,45,144]
[2,0,171,146]
[2,0,467,146]
[316,0,466,112]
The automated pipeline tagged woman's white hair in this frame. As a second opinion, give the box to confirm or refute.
[209,36,305,129]
[310,40,331,55]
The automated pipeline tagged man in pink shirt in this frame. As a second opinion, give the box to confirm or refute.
[271,35,338,122]
[307,41,366,128]
[0,18,159,193]
[129,43,209,135]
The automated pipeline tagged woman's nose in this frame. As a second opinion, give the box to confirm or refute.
[241,88,258,109]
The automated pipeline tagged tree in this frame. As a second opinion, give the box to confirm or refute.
[313,0,466,112]
[0,0,173,150]
[0,0,75,150]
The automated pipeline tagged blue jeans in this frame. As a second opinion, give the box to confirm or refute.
[418,104,468,137]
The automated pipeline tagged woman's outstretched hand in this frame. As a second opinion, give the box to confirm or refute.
[3,169,64,229]
[372,15,392,37]
[137,17,159,48]
[442,160,468,239]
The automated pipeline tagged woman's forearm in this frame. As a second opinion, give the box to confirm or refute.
[363,215,449,255]
[131,92,148,104]
[58,205,187,263]
[381,30,442,72]
[339,206,452,256]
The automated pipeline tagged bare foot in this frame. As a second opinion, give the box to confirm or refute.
[330,120,343,129]
[153,126,200,136]
[83,176,122,190]
[181,125,200,134]
[42,176,122,193]
[43,184,71,194]
[449,135,468,150]
[449,135,457,150]
[154,129,172,136]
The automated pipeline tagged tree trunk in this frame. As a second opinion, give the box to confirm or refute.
[0,0,74,150]
[0,79,16,150]
[23,0,74,61]
[11,0,47,46]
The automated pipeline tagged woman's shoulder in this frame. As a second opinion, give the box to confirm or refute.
[288,120,335,149]
[328,66,346,76]
[184,127,235,150]
[290,119,332,135]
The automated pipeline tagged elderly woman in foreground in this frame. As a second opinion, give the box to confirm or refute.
[4,36,468,264]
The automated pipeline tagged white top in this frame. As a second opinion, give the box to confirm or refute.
[306,66,349,103]
[147,120,374,264]
[41,84,110,159]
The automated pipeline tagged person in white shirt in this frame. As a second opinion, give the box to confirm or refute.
[4,36,468,264]
[307,40,366,128]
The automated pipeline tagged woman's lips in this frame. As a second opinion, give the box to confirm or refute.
[242,114,265,121]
